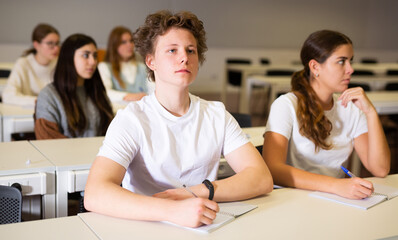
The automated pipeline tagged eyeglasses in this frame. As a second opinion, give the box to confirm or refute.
[42,41,61,49]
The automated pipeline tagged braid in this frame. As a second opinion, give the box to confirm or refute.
[291,69,332,151]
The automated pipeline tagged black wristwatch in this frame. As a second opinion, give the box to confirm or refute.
[202,179,214,200]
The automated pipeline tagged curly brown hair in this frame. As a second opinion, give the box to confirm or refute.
[291,30,352,151]
[133,10,207,82]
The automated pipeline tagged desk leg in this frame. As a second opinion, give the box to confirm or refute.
[221,66,228,104]
[0,116,3,142]
[56,171,69,217]
[42,171,56,218]
[238,71,250,114]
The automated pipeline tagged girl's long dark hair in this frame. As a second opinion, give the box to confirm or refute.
[291,30,352,151]
[53,33,114,137]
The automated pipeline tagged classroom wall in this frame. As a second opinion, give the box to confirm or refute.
[1,0,397,92]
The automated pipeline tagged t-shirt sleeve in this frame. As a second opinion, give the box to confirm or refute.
[264,95,295,140]
[223,111,249,156]
[97,107,139,169]
[352,106,368,139]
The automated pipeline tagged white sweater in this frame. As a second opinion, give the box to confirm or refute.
[2,53,57,108]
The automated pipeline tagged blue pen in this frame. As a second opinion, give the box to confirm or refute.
[341,166,356,178]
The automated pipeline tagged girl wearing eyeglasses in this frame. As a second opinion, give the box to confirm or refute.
[3,23,60,108]
[98,26,151,104]
[34,34,114,139]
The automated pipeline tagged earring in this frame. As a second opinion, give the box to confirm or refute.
[316,73,319,77]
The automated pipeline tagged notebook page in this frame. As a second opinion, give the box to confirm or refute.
[218,202,258,217]
[309,191,387,210]
[373,183,398,200]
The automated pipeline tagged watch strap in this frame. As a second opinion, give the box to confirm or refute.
[202,179,214,200]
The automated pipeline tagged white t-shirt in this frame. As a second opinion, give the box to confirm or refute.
[98,61,154,103]
[97,93,248,195]
[265,92,368,178]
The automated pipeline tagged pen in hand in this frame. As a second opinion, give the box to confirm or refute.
[341,166,356,178]
[183,184,198,198]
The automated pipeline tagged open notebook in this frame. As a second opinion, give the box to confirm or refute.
[309,183,398,210]
[165,201,257,234]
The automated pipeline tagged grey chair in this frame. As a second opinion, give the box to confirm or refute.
[0,69,11,78]
[226,59,252,86]
[0,184,23,224]
[231,113,252,128]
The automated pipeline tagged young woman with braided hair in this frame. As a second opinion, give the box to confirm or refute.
[263,30,390,199]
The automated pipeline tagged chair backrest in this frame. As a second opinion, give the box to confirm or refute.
[97,49,106,62]
[226,59,252,86]
[0,184,23,224]
[226,59,251,64]
[385,83,398,91]
[260,58,270,65]
[387,70,398,76]
[0,69,11,78]
[266,69,294,76]
[231,113,252,128]
[361,58,378,64]
[348,83,371,91]
[352,70,374,76]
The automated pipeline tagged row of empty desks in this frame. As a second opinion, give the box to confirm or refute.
[242,75,398,114]
[2,174,397,240]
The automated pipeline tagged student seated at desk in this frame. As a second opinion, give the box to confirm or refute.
[3,23,60,108]
[262,30,390,200]
[98,26,152,103]
[34,34,114,139]
[85,10,273,228]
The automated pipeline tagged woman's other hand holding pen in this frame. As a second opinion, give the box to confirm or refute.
[333,177,374,199]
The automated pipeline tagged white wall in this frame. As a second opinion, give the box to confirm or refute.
[1,0,397,92]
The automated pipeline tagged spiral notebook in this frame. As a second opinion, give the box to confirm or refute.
[309,183,398,210]
[165,201,257,234]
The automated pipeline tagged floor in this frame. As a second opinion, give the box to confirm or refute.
[195,90,398,177]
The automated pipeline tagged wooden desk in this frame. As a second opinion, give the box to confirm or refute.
[367,91,398,115]
[0,102,126,142]
[0,141,55,219]
[78,174,398,240]
[0,216,98,240]
[0,103,34,142]
[27,126,265,217]
[30,137,104,217]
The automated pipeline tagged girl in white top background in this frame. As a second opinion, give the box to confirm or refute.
[3,23,60,108]
[98,26,151,103]
[85,10,273,228]
[263,30,390,200]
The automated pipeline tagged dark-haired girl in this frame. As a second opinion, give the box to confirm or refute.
[35,34,114,139]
